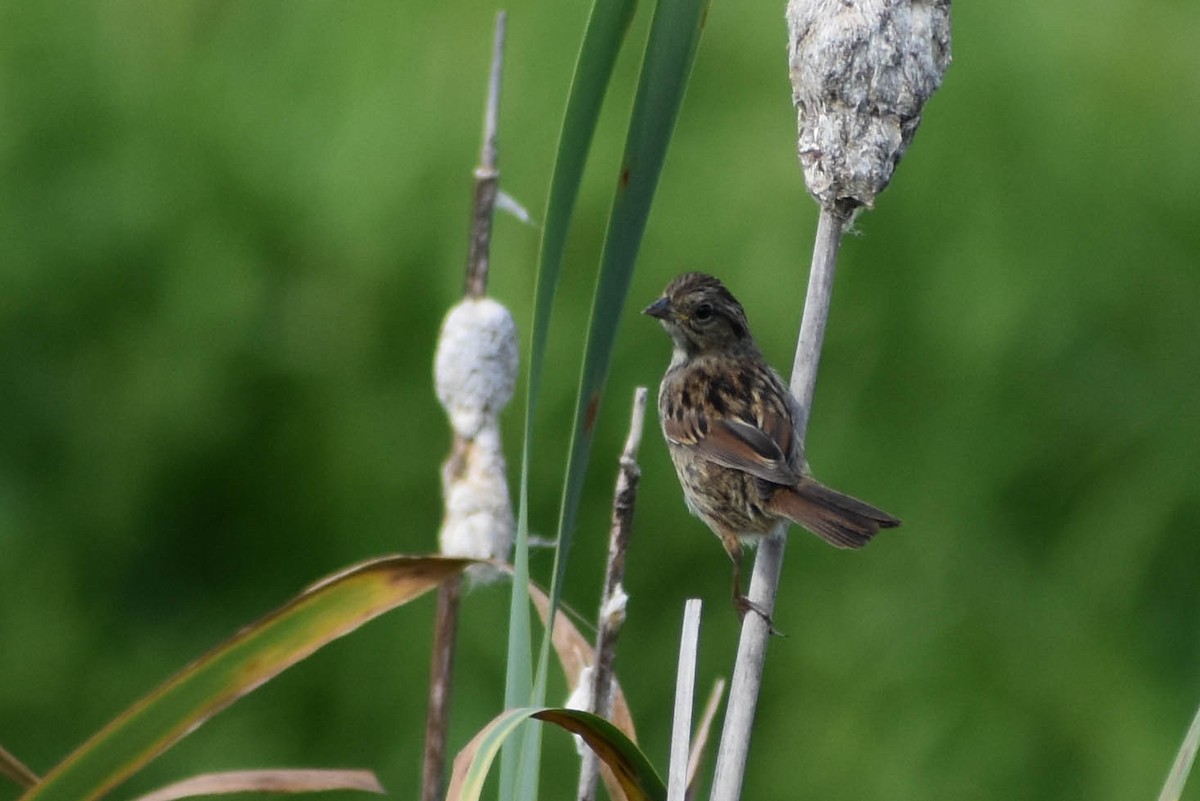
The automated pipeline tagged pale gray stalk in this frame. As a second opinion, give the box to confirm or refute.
[709,0,950,794]
[709,210,844,801]
[1157,699,1200,801]
[668,599,704,801]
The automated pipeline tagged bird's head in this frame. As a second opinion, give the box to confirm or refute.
[643,272,752,358]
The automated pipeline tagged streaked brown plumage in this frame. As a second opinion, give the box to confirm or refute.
[644,272,899,621]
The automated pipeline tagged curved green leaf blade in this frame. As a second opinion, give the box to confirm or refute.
[448,707,664,801]
[525,0,639,405]
[543,0,709,639]
[536,0,711,707]
[505,0,638,796]
[21,556,471,801]
[517,1,709,798]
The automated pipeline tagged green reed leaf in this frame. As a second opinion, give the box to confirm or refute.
[449,708,664,801]
[20,556,469,801]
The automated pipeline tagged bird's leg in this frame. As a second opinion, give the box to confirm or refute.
[720,531,781,636]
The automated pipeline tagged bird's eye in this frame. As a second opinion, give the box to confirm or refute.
[694,303,714,321]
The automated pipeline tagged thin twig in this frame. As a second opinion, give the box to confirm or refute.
[685,678,726,801]
[591,387,647,706]
[709,208,844,801]
[422,13,507,801]
[464,12,506,299]
[668,600,703,801]
[577,387,647,801]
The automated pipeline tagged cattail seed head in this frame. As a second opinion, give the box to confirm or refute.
[787,0,951,214]
[434,297,519,439]
[433,296,518,575]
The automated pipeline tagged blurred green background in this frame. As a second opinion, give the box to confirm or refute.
[2,1,1198,800]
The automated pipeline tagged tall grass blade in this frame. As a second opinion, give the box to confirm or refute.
[521,0,708,796]
[502,0,638,798]
[540,0,709,638]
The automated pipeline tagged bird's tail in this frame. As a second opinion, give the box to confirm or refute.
[769,477,900,549]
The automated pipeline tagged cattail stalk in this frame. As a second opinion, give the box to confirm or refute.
[424,13,514,801]
[576,387,647,801]
[710,2,949,798]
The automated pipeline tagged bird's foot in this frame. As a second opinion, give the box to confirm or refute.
[733,594,784,637]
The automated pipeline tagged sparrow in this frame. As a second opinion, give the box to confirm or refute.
[644,271,899,622]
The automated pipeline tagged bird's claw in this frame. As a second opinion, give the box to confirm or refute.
[733,594,784,637]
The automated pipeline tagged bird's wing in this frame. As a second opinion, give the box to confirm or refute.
[663,399,800,487]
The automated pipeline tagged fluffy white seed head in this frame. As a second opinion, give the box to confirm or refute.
[438,425,513,573]
[434,297,519,439]
[434,296,518,577]
[787,0,951,212]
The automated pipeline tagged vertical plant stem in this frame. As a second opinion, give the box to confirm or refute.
[421,575,462,801]
[789,208,844,432]
[668,600,703,801]
[423,13,507,801]
[706,532,784,801]
[709,207,845,801]
[464,12,506,299]
[577,387,647,801]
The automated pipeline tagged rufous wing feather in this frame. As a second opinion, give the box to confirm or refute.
[663,410,800,486]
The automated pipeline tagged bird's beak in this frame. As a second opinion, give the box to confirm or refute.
[643,297,672,320]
